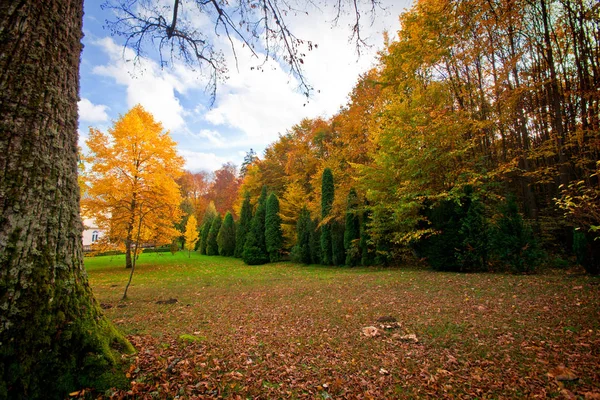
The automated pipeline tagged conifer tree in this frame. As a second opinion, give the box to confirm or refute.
[309,218,322,265]
[491,196,543,273]
[235,192,253,258]
[207,214,222,256]
[344,188,361,266]
[184,214,199,257]
[320,168,334,265]
[243,186,269,265]
[199,223,210,254]
[292,206,312,264]
[265,193,283,262]
[217,211,236,256]
[332,220,346,265]
[198,201,217,254]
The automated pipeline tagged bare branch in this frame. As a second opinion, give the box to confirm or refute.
[102,0,384,101]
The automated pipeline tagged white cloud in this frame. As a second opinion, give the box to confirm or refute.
[180,149,229,172]
[78,98,109,122]
[201,3,409,143]
[91,37,205,131]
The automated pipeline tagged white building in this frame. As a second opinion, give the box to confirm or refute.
[82,218,102,251]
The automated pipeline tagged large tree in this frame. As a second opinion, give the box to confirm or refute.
[82,105,184,269]
[0,1,133,397]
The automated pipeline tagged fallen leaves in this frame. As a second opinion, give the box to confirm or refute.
[548,365,579,382]
[84,256,600,399]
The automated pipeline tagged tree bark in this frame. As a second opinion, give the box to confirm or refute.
[0,1,133,398]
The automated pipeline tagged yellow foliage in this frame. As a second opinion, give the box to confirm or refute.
[184,215,199,252]
[81,105,184,255]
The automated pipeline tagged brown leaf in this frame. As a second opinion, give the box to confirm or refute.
[548,366,578,382]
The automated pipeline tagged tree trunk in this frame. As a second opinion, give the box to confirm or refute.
[0,1,133,398]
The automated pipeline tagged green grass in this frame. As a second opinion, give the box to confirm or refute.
[86,251,600,398]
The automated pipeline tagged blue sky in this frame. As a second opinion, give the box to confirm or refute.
[79,0,411,172]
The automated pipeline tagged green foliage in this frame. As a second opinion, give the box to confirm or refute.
[198,201,218,254]
[309,218,322,265]
[573,229,600,275]
[291,206,312,264]
[207,214,222,256]
[170,241,179,254]
[198,222,210,254]
[332,220,346,266]
[320,168,334,265]
[217,212,236,256]
[265,193,283,262]
[235,192,253,258]
[491,196,543,273]
[458,198,490,272]
[360,208,375,266]
[416,189,492,272]
[243,186,269,265]
[344,188,361,266]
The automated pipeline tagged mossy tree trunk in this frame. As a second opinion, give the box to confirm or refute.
[0,2,133,398]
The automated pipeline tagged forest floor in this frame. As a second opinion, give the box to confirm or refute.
[85,252,600,399]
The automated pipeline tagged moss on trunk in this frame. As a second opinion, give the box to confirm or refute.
[0,1,134,398]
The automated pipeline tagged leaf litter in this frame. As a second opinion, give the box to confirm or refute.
[84,258,600,398]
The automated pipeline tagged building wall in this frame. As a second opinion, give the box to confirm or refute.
[82,218,102,249]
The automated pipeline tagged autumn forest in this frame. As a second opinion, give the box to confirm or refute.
[84,0,599,274]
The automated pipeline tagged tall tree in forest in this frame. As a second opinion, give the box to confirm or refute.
[217,212,236,256]
[83,105,184,269]
[184,215,199,257]
[235,193,253,258]
[207,213,222,256]
[344,189,361,266]
[0,1,134,397]
[265,193,283,262]
[243,186,269,265]
[320,168,335,265]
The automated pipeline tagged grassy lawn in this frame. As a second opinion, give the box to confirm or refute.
[86,251,600,398]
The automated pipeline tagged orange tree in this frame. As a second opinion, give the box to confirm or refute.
[82,105,184,271]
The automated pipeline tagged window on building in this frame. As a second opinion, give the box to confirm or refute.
[92,231,99,242]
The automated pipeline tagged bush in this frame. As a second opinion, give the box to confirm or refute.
[573,229,600,274]
[491,196,544,273]
[457,198,490,272]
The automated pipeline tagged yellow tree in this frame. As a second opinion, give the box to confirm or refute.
[82,105,184,273]
[184,214,199,257]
